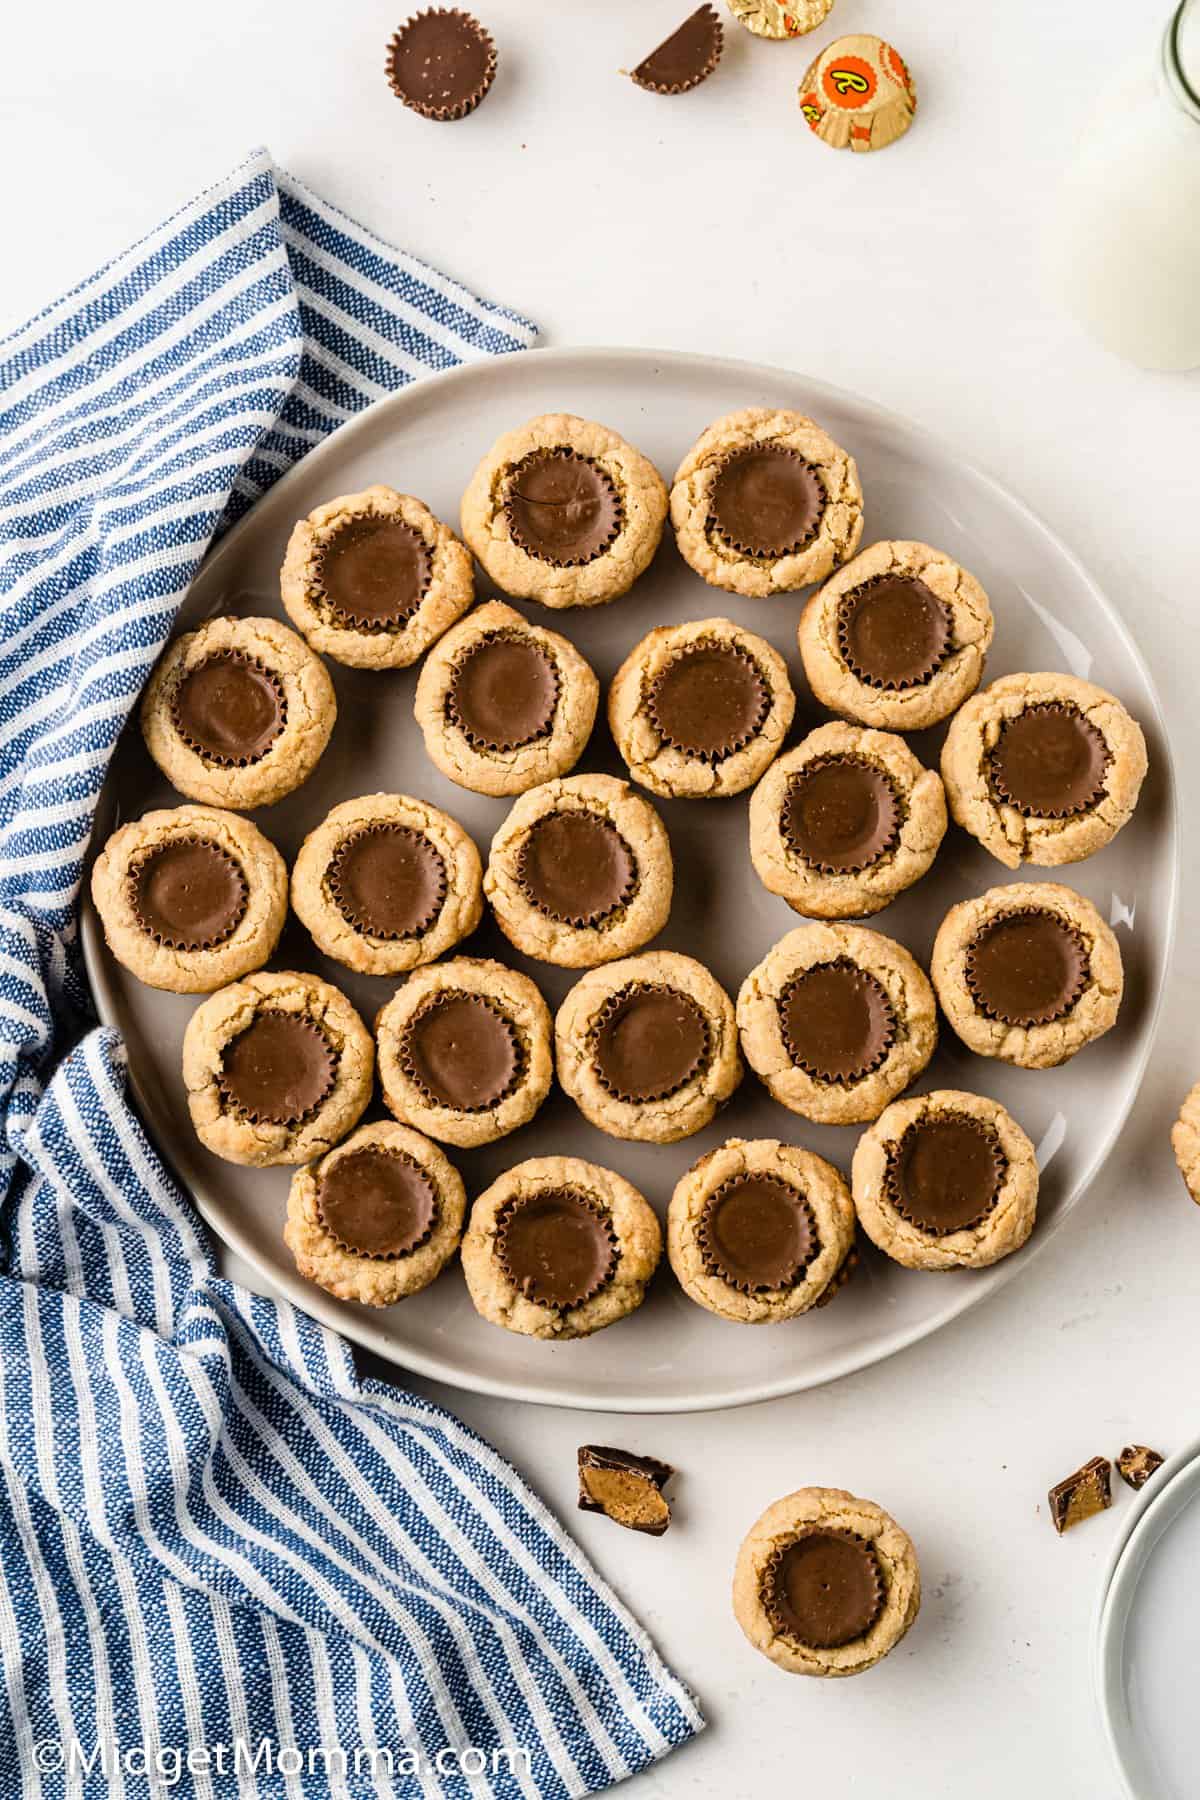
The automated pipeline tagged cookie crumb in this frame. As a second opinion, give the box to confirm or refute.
[578,1445,674,1535]
[1116,1445,1164,1492]
[1047,1455,1111,1534]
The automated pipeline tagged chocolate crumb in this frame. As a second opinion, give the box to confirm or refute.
[578,1445,674,1536]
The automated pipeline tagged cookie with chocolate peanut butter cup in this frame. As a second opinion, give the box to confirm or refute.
[286,1121,467,1308]
[376,956,552,1148]
[461,1155,662,1340]
[671,408,863,597]
[940,671,1147,868]
[281,485,473,669]
[556,951,741,1144]
[609,617,794,798]
[798,540,993,730]
[141,615,335,810]
[931,881,1123,1069]
[852,1088,1038,1270]
[485,773,673,968]
[669,1137,856,1323]
[461,414,667,608]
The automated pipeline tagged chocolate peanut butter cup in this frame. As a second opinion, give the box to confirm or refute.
[887,1112,1006,1235]
[647,641,769,761]
[836,573,952,691]
[448,630,559,751]
[495,1186,618,1308]
[129,837,247,951]
[708,446,825,558]
[402,990,522,1112]
[629,3,723,94]
[779,960,896,1084]
[989,703,1110,818]
[171,651,286,766]
[218,1011,336,1125]
[316,1145,438,1259]
[386,8,497,120]
[328,824,446,941]
[505,449,623,567]
[698,1173,817,1292]
[517,811,637,926]
[315,514,431,629]
[591,983,709,1103]
[782,756,902,874]
[965,908,1089,1027]
[764,1531,885,1650]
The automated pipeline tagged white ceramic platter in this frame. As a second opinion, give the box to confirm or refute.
[81,346,1178,1412]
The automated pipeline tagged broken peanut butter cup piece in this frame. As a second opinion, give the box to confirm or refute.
[764,1530,885,1649]
[709,445,825,557]
[517,811,637,926]
[1048,1455,1112,1534]
[402,991,522,1112]
[698,1173,818,1292]
[782,756,902,873]
[316,514,431,629]
[578,1444,675,1536]
[218,1011,336,1125]
[129,837,247,951]
[629,4,723,95]
[989,703,1110,818]
[505,449,622,567]
[328,824,446,940]
[496,1186,618,1309]
[887,1112,1006,1236]
[172,651,286,766]
[448,630,559,751]
[779,960,896,1084]
[1116,1445,1165,1491]
[836,573,953,690]
[317,1146,438,1259]
[965,909,1090,1028]
[591,983,709,1104]
[648,641,769,761]
[385,8,497,120]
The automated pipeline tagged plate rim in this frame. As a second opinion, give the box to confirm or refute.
[81,343,1180,1414]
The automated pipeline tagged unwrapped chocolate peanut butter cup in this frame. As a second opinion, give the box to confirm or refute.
[317,1145,438,1259]
[315,513,431,630]
[504,449,623,568]
[447,629,560,752]
[964,908,1090,1028]
[171,650,287,767]
[386,8,497,120]
[779,959,896,1084]
[401,989,523,1112]
[517,810,638,927]
[836,573,952,691]
[886,1111,1006,1236]
[782,756,902,874]
[989,703,1110,819]
[763,1530,885,1650]
[590,983,710,1104]
[708,445,825,558]
[496,1185,618,1309]
[629,4,723,95]
[129,836,248,951]
[647,640,769,761]
[697,1172,817,1293]
[328,824,446,941]
[218,1010,336,1125]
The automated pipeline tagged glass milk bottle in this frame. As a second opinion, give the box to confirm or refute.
[1047,0,1200,369]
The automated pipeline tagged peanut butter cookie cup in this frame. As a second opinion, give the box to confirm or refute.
[931,881,1123,1069]
[851,1088,1038,1270]
[291,793,482,976]
[183,971,374,1167]
[485,773,673,968]
[670,408,863,598]
[556,951,742,1144]
[749,721,946,919]
[668,1138,856,1323]
[939,672,1148,868]
[460,1155,662,1340]
[141,615,335,810]
[460,414,668,609]
[733,1487,921,1678]
[798,540,993,730]
[280,485,473,669]
[737,922,937,1125]
[375,956,552,1148]
[608,617,794,799]
[1172,1083,1200,1205]
[414,600,599,796]
[285,1121,467,1307]
[91,804,287,994]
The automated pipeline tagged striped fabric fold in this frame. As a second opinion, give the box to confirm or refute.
[0,149,702,1797]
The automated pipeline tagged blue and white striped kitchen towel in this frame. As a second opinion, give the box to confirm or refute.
[0,148,703,1798]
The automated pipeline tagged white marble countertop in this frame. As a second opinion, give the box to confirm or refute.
[8,1,1198,1792]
